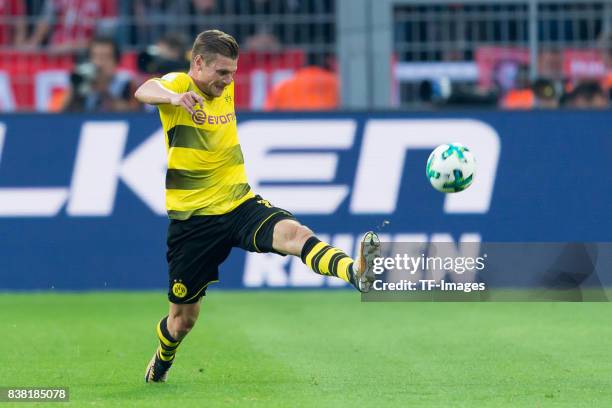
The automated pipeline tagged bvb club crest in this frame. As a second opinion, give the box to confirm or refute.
[172,282,187,298]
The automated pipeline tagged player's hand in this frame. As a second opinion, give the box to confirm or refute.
[170,91,204,114]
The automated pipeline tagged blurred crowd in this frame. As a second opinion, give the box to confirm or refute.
[0,0,334,51]
[420,76,611,110]
[0,0,336,112]
[501,78,609,110]
[0,0,611,112]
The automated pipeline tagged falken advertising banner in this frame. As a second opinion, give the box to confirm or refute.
[0,111,610,292]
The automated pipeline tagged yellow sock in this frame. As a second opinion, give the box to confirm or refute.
[300,237,355,284]
[156,316,180,362]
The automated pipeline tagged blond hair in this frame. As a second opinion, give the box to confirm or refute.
[192,30,239,64]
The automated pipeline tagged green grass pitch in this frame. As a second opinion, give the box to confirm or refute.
[1,291,612,407]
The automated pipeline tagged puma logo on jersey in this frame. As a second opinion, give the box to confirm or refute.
[257,199,272,208]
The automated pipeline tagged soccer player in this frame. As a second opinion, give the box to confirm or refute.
[134,30,380,383]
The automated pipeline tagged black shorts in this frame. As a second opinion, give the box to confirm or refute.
[166,195,295,304]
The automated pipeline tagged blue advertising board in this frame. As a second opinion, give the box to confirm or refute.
[0,111,610,290]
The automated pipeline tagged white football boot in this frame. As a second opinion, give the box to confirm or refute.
[144,348,173,383]
[352,231,381,292]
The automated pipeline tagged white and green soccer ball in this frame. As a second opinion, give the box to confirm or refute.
[426,143,476,193]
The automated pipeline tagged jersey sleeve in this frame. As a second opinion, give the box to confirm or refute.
[154,72,191,94]
[154,73,191,124]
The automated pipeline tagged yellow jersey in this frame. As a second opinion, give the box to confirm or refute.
[154,72,254,220]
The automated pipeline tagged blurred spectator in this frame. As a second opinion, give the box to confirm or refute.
[0,0,27,48]
[532,78,559,109]
[501,78,560,110]
[499,64,534,109]
[563,81,608,109]
[187,0,230,41]
[191,0,214,12]
[131,0,227,47]
[419,79,498,108]
[132,0,239,45]
[26,0,117,53]
[137,32,189,75]
[132,0,173,46]
[235,0,322,49]
[237,0,300,20]
[264,53,338,111]
[244,26,281,52]
[500,88,534,109]
[62,36,136,112]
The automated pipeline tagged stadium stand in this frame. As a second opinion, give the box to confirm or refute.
[0,0,611,110]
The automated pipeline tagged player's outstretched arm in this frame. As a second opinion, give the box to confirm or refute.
[134,80,204,114]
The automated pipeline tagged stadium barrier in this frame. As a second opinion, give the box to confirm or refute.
[0,111,610,291]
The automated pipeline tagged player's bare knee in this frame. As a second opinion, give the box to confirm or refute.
[272,221,313,255]
[279,221,312,244]
[292,224,314,246]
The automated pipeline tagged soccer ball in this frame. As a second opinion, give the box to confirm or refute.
[426,143,476,193]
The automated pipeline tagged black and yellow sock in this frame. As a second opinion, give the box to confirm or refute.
[300,236,356,285]
[156,316,181,362]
